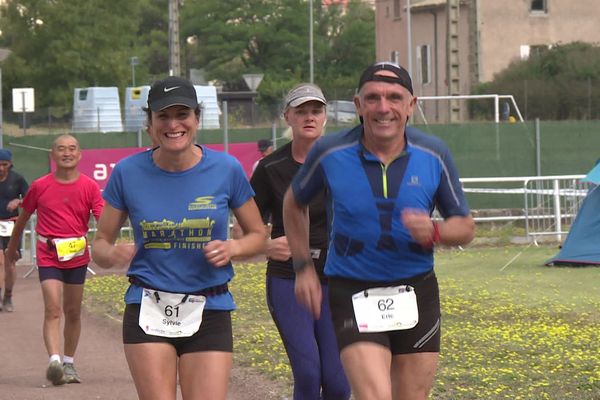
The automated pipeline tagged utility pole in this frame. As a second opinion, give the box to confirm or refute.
[168,0,181,76]
[446,0,460,122]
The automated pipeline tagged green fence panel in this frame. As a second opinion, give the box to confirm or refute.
[5,120,600,211]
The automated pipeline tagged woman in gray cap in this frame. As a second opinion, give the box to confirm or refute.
[250,83,351,400]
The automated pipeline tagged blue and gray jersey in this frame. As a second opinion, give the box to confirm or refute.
[290,125,470,282]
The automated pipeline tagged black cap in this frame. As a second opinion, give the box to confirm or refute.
[358,62,413,95]
[147,76,199,112]
[257,139,272,152]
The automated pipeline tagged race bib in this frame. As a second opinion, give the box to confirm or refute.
[352,285,419,333]
[139,289,206,338]
[52,237,87,261]
[0,221,14,236]
[310,248,321,259]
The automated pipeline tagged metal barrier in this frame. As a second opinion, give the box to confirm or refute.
[17,175,590,268]
[523,176,590,242]
[461,175,589,243]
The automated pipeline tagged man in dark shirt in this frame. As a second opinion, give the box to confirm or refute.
[0,149,29,312]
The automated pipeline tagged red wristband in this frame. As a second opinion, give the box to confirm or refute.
[423,221,440,249]
[432,221,440,244]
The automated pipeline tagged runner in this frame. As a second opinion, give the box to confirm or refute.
[0,148,28,312]
[283,62,475,400]
[91,75,266,400]
[251,83,350,399]
[6,134,103,386]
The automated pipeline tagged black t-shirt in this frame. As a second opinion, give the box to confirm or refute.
[0,169,29,220]
[250,142,328,280]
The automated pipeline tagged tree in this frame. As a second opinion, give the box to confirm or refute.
[133,0,170,82]
[0,0,142,113]
[474,42,600,120]
[180,0,375,117]
[319,0,375,100]
[0,0,376,122]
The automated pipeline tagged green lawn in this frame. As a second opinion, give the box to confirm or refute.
[434,246,600,399]
[83,245,600,399]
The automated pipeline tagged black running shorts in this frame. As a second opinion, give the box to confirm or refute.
[0,236,21,259]
[328,270,441,355]
[122,303,233,356]
[38,265,88,285]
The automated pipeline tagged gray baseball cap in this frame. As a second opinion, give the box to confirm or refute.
[284,83,327,109]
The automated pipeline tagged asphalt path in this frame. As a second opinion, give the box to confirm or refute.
[0,261,287,400]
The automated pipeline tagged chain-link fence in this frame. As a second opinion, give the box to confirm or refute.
[1,92,361,137]
[3,106,72,136]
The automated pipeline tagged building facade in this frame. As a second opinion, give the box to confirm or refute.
[375,0,600,122]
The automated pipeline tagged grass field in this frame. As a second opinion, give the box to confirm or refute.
[83,244,600,399]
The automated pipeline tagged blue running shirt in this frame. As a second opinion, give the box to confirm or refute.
[103,146,254,310]
[291,126,470,282]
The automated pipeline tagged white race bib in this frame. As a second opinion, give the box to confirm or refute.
[52,236,87,261]
[139,289,206,338]
[352,285,419,333]
[310,248,322,259]
[0,220,14,236]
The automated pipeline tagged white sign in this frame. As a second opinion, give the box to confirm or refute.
[12,88,35,112]
[242,74,264,91]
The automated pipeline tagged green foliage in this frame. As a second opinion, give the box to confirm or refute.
[1,0,375,119]
[473,42,600,120]
[0,0,141,113]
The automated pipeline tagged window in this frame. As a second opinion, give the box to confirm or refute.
[393,0,401,19]
[530,0,547,13]
[416,45,431,85]
[520,45,530,60]
[521,44,550,60]
[530,44,550,57]
[390,50,399,64]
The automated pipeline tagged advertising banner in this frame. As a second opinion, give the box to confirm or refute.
[50,143,261,190]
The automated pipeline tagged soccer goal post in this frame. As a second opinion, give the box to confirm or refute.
[416,94,524,124]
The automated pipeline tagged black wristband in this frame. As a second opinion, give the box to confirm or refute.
[292,259,311,272]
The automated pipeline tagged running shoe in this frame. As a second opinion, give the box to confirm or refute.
[63,362,81,384]
[2,297,14,312]
[46,360,65,386]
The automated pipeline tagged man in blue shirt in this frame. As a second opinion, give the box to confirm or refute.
[283,62,475,400]
[0,149,28,312]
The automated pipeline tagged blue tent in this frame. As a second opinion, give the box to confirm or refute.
[546,164,600,266]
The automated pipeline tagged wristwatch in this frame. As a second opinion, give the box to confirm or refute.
[292,259,312,272]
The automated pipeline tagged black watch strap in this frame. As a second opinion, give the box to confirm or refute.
[292,259,311,272]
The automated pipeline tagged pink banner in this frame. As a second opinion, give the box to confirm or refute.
[50,143,261,190]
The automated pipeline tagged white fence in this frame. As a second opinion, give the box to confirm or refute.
[461,175,590,243]
[18,175,591,273]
